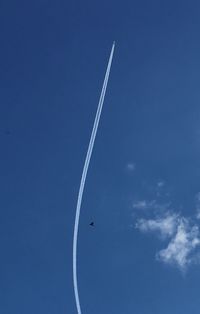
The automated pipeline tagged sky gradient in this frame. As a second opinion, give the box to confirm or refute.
[1,1,200,313]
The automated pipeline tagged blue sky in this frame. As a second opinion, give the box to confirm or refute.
[1,0,200,313]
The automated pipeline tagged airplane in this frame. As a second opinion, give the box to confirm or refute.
[89,222,94,227]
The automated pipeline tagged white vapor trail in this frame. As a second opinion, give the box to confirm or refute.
[72,42,115,314]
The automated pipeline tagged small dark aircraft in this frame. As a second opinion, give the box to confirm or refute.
[89,222,94,227]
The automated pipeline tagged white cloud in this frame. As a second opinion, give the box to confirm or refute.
[136,213,178,238]
[196,192,200,202]
[136,212,200,270]
[133,199,170,212]
[126,162,136,172]
[155,180,166,197]
[157,218,200,270]
[157,181,165,188]
[133,200,155,210]
[196,211,200,220]
[126,163,135,172]
[133,184,200,271]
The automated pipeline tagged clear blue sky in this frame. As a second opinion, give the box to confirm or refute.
[1,0,200,313]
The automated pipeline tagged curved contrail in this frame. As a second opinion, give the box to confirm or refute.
[72,42,115,314]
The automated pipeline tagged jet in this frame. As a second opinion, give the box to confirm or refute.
[89,222,94,227]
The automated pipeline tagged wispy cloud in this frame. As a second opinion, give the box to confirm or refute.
[126,162,135,172]
[136,213,178,238]
[133,181,200,271]
[155,180,167,197]
[133,199,170,212]
[195,192,200,219]
[136,212,200,271]
[133,200,155,210]
[157,181,165,188]
[157,218,200,270]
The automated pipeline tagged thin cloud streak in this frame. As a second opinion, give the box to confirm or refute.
[72,43,115,314]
